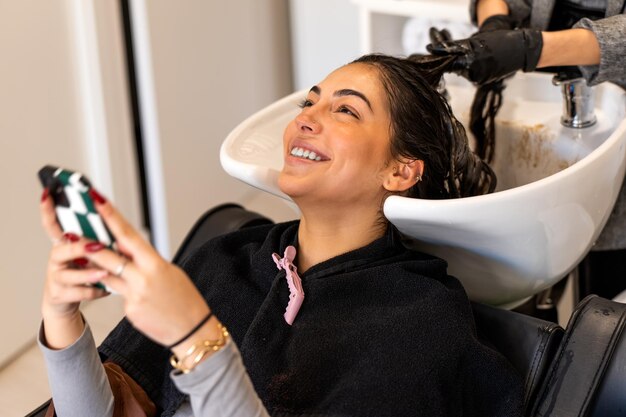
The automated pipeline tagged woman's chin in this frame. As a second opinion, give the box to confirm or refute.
[277,171,298,198]
[277,171,311,202]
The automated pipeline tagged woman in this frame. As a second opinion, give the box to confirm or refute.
[39,54,522,417]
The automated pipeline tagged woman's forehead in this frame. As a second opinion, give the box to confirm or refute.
[318,63,381,93]
[317,63,388,112]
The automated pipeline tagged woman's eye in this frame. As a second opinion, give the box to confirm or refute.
[337,105,358,118]
[298,99,313,109]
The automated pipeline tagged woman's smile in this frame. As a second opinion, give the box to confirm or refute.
[290,147,322,161]
[286,140,331,164]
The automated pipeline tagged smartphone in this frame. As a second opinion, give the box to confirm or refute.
[38,165,116,249]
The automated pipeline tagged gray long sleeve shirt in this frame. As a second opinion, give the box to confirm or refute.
[38,321,269,417]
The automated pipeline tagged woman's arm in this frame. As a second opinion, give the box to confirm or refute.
[476,0,509,26]
[40,188,269,416]
[39,191,156,417]
[78,192,271,415]
[471,0,532,26]
[39,190,110,350]
[537,28,601,67]
[172,341,270,417]
[38,321,114,417]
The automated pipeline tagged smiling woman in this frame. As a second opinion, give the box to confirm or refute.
[38,54,520,417]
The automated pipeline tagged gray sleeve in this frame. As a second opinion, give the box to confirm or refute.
[469,0,533,26]
[171,339,270,417]
[573,14,626,86]
[38,321,114,417]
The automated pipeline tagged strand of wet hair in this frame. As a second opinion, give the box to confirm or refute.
[469,81,504,163]
[407,54,497,197]
[408,53,502,166]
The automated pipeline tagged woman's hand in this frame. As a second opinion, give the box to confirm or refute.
[40,189,110,349]
[83,190,218,350]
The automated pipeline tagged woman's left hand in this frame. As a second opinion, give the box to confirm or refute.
[84,190,211,347]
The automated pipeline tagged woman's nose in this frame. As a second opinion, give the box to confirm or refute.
[295,111,321,134]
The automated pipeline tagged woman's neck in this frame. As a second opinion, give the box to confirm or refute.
[295,208,386,273]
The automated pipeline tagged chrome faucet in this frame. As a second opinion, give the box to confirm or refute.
[552,72,597,128]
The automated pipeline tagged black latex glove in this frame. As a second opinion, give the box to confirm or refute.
[426,28,543,85]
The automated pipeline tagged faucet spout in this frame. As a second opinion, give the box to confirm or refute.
[552,73,597,128]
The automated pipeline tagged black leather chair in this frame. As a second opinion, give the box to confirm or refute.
[472,302,564,414]
[26,203,626,417]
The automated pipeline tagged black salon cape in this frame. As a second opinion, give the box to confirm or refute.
[99,221,523,417]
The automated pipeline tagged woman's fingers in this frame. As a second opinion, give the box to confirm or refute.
[89,189,158,262]
[49,238,95,267]
[98,274,128,296]
[40,188,64,243]
[85,245,138,282]
[51,268,109,287]
[44,267,110,315]
[83,244,140,297]
[47,283,110,304]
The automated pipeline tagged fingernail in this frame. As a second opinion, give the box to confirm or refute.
[73,258,89,268]
[63,232,80,243]
[88,188,107,205]
[85,242,105,253]
[41,187,49,202]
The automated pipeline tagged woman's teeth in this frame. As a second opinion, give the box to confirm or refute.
[290,147,322,161]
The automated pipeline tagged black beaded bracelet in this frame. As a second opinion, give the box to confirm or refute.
[166,311,214,350]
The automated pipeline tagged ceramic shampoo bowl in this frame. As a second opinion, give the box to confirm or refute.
[221,72,626,307]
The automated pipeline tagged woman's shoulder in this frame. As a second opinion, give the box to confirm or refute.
[179,220,298,264]
[382,245,477,327]
[393,241,467,295]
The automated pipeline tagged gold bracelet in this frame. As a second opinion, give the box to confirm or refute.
[169,322,229,374]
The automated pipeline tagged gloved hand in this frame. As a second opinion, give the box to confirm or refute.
[426,28,543,85]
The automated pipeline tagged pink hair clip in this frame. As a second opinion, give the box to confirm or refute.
[272,246,305,325]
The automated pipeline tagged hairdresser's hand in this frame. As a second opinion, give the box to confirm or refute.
[78,190,217,350]
[40,190,111,349]
[426,28,543,85]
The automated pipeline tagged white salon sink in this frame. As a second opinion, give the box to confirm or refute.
[221,72,626,307]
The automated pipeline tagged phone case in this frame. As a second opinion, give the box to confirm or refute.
[38,165,116,248]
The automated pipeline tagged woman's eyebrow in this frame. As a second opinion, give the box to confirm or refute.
[308,86,372,111]
[335,89,372,110]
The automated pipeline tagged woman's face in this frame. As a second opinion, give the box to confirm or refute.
[278,63,394,207]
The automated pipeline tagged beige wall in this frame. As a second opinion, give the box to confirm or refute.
[289,0,360,90]
[0,0,140,365]
[0,0,83,365]
[143,0,297,255]
[0,0,296,365]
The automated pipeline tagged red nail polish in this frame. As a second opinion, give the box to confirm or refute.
[41,187,49,202]
[63,232,80,242]
[73,258,89,268]
[88,188,107,205]
[85,242,105,253]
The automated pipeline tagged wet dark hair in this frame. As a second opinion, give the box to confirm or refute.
[351,54,496,199]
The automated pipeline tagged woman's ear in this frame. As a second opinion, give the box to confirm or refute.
[383,159,424,192]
